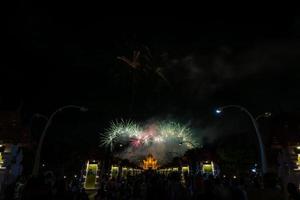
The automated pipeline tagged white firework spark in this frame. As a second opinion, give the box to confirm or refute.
[100,119,142,148]
[100,119,199,164]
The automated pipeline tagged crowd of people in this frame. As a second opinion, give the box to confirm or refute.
[2,172,89,200]
[94,170,297,200]
[1,170,300,200]
[95,171,250,200]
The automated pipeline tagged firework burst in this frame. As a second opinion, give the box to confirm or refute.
[100,119,199,164]
[100,119,142,148]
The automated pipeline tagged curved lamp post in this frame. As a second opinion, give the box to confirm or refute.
[255,112,272,121]
[216,105,268,174]
[32,105,88,177]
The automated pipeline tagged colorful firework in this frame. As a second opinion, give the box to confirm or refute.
[100,120,199,164]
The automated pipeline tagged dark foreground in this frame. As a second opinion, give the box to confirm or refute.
[2,171,299,200]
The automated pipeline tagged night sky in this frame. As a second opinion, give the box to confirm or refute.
[3,7,300,162]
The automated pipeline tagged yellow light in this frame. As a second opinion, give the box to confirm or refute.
[297,154,300,169]
[203,164,213,173]
[297,146,300,150]
[84,163,98,189]
[182,166,189,174]
[0,152,3,168]
[111,165,119,179]
[122,167,128,178]
[143,154,158,170]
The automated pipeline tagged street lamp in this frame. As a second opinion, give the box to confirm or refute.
[255,112,272,121]
[32,105,88,177]
[216,105,268,174]
[216,109,222,114]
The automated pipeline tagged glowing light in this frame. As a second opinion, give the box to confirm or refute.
[74,175,77,178]
[202,161,215,175]
[100,119,142,148]
[100,120,199,164]
[84,162,98,190]
[265,112,272,117]
[297,146,300,150]
[101,120,196,148]
[233,175,237,179]
[122,167,128,177]
[143,154,158,170]
[216,109,222,114]
[64,176,67,179]
[111,166,119,179]
[297,154,300,170]
[182,166,189,174]
[0,153,3,167]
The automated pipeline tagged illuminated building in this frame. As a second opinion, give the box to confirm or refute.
[182,166,189,174]
[0,110,30,193]
[122,167,128,178]
[143,154,158,170]
[201,161,215,175]
[291,146,300,171]
[128,168,133,176]
[133,168,142,175]
[83,160,100,190]
[0,150,3,169]
[172,167,178,171]
[111,165,119,179]
[297,153,300,169]
[268,112,300,188]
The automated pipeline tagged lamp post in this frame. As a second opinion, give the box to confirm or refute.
[255,112,272,121]
[32,105,88,177]
[216,105,268,174]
